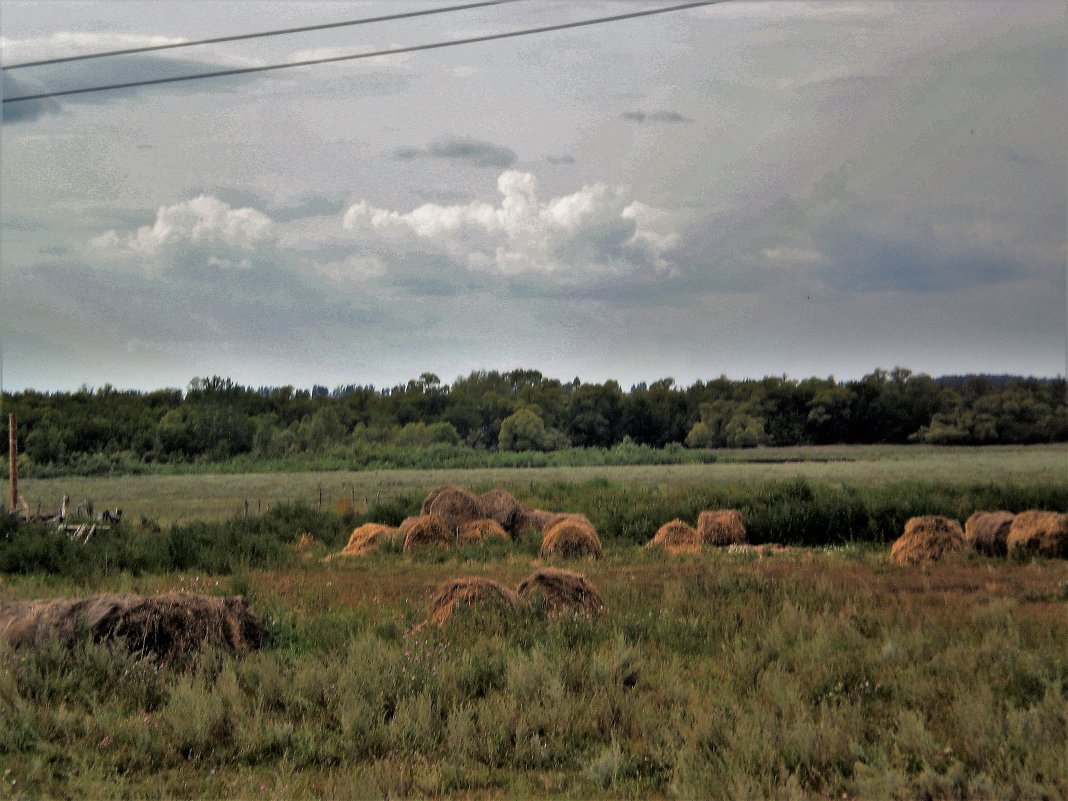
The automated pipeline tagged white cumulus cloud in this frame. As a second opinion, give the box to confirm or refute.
[342,171,677,276]
[90,195,273,256]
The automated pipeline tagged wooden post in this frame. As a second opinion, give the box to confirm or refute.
[318,484,323,509]
[257,499,261,514]
[8,414,16,514]
[244,498,249,519]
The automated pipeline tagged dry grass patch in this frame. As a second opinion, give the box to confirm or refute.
[890,515,966,565]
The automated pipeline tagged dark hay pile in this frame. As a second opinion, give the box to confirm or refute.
[0,592,265,660]
[425,486,484,531]
[646,519,702,553]
[1006,511,1068,559]
[402,514,453,551]
[890,516,966,565]
[965,511,1015,557]
[331,523,398,559]
[697,509,747,546]
[480,488,523,534]
[514,508,555,535]
[541,518,603,559]
[423,577,521,627]
[398,516,421,538]
[420,484,461,515]
[457,518,510,546]
[516,567,605,619]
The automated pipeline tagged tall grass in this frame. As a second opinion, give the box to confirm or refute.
[2,552,1065,799]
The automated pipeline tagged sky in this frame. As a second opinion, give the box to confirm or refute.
[1,0,1065,392]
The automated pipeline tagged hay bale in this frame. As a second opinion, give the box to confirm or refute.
[965,511,1015,556]
[480,488,523,534]
[0,592,265,660]
[890,516,966,565]
[402,514,452,551]
[424,577,521,627]
[514,508,555,535]
[332,523,398,559]
[457,518,510,546]
[516,567,605,618]
[541,518,603,559]
[398,516,421,537]
[646,519,702,553]
[426,486,484,531]
[1007,511,1068,559]
[697,509,747,546]
[420,484,460,514]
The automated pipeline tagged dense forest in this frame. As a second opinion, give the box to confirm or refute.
[2,368,1065,475]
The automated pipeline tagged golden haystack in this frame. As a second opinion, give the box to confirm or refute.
[480,488,524,534]
[425,486,484,531]
[423,577,521,627]
[646,519,702,553]
[457,518,510,546]
[402,514,453,551]
[0,592,266,660]
[964,511,1015,557]
[541,518,603,559]
[398,516,421,538]
[889,516,966,565]
[697,509,747,546]
[332,523,398,559]
[1006,511,1068,559]
[516,567,605,618]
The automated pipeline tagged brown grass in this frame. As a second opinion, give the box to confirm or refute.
[402,514,453,552]
[424,486,484,531]
[330,523,398,559]
[422,577,521,627]
[965,511,1015,557]
[541,518,603,559]
[480,488,523,535]
[457,518,510,546]
[0,592,265,660]
[646,519,702,553]
[516,567,605,618]
[726,543,790,557]
[1007,510,1068,559]
[890,516,966,565]
[697,509,747,546]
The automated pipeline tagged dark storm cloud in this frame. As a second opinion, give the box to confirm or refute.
[621,110,691,124]
[391,135,516,168]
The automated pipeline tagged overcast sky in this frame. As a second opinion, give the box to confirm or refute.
[1,0,1065,392]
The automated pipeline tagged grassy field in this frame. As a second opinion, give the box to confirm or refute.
[2,444,1066,798]
[2,545,1066,799]
[18,443,1068,524]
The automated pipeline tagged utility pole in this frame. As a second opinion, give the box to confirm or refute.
[8,413,17,514]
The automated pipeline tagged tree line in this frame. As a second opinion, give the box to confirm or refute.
[2,368,1064,472]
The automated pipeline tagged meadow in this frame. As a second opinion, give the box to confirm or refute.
[1,444,1066,799]
[18,443,1067,524]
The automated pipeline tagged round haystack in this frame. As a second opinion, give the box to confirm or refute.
[890,516,966,565]
[0,592,265,660]
[514,508,556,535]
[1006,511,1068,559]
[541,518,603,559]
[331,523,398,559]
[398,516,421,538]
[697,509,747,546]
[480,488,523,534]
[457,518,510,546]
[402,514,453,551]
[965,511,1015,557]
[420,484,461,514]
[424,577,521,627]
[516,568,605,618]
[646,519,702,553]
[425,486,484,531]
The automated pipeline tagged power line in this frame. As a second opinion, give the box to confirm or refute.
[3,1,722,104]
[2,0,522,71]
